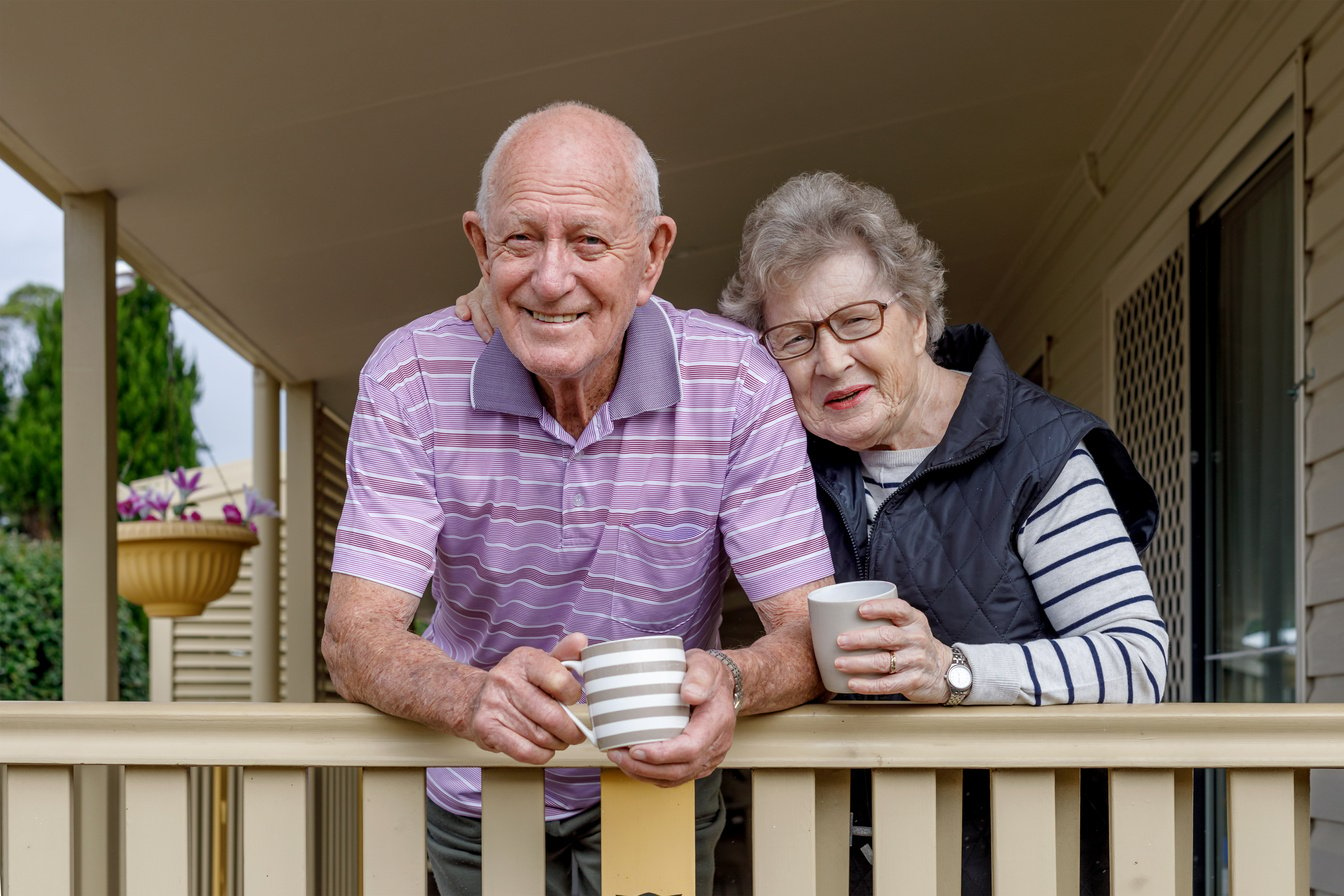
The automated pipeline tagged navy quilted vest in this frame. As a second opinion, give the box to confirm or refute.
[809,324,1157,646]
[810,325,1158,895]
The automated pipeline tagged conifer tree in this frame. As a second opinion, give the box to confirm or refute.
[0,278,201,538]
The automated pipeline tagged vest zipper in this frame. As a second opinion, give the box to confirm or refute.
[860,442,998,577]
[815,479,868,580]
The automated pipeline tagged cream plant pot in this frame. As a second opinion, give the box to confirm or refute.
[116,520,260,617]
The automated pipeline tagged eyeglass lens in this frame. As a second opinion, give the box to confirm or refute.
[763,301,887,360]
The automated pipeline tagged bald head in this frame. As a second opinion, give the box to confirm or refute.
[475,101,661,230]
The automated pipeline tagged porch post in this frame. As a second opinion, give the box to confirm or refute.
[251,367,281,701]
[283,381,317,703]
[61,189,120,896]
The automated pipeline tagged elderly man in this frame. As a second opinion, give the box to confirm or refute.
[322,101,834,895]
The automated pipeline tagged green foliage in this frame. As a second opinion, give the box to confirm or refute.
[116,278,202,483]
[0,288,63,537]
[0,278,202,538]
[0,533,148,701]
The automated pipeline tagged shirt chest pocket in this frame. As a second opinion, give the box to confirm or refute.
[606,524,719,635]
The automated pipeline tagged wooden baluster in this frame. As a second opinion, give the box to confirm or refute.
[5,766,73,895]
[991,769,1058,895]
[815,768,851,896]
[872,769,942,895]
[1110,768,1193,895]
[125,767,191,893]
[481,767,546,895]
[599,769,695,896]
[362,767,427,894]
[1053,769,1080,894]
[753,769,818,895]
[242,767,308,894]
[1227,769,1309,896]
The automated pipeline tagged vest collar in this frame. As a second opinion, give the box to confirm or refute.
[925,324,1011,469]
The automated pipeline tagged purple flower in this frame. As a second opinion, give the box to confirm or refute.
[243,485,278,521]
[121,470,277,529]
[116,494,138,521]
[168,467,203,498]
[143,489,173,518]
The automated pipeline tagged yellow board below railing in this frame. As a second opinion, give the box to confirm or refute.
[600,771,694,896]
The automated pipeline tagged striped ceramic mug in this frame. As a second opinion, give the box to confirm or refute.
[560,635,690,751]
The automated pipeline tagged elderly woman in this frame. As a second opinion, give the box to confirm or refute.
[718,171,1167,894]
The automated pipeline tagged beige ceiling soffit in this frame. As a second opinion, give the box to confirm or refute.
[286,1,856,132]
[118,233,296,386]
[0,116,73,204]
[986,1,1214,314]
[1,122,292,382]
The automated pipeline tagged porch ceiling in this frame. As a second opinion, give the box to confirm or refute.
[0,1,1180,419]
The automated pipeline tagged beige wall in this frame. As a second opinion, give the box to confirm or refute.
[989,1,1344,891]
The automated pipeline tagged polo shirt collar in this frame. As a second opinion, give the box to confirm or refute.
[471,300,681,420]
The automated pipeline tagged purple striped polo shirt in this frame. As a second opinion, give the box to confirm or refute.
[333,296,833,819]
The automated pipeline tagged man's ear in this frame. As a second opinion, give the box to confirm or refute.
[636,215,677,305]
[463,211,491,278]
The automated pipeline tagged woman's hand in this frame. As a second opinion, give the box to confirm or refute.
[454,278,495,342]
[834,597,955,703]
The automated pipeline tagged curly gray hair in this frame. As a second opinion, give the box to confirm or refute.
[720,171,947,349]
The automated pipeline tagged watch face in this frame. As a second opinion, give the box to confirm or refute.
[948,664,973,691]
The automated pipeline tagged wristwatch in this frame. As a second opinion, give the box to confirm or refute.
[706,648,743,713]
[943,645,972,707]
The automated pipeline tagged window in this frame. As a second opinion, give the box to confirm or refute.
[1191,142,1296,704]
[1190,140,1296,896]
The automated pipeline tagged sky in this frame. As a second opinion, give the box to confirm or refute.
[0,160,255,465]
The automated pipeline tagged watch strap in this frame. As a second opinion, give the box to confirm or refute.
[944,645,972,707]
[705,648,743,713]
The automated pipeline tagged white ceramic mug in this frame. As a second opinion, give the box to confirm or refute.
[807,580,898,693]
[559,635,690,751]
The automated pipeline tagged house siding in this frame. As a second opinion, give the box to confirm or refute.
[1307,23,1344,828]
[985,2,1334,387]
[990,1,1344,891]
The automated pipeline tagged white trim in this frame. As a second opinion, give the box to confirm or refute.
[1197,103,1295,224]
[1293,45,1309,703]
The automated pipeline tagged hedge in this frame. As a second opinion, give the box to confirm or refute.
[0,533,149,700]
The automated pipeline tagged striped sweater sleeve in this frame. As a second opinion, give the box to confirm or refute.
[959,444,1169,705]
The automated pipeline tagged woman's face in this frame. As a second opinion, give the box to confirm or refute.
[762,249,930,452]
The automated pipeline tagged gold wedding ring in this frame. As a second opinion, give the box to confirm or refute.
[887,650,899,675]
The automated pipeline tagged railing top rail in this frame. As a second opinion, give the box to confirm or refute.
[2,701,1343,769]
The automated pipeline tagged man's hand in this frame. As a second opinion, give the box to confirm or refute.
[323,576,597,765]
[464,632,591,764]
[604,579,831,786]
[605,648,737,787]
[453,277,495,343]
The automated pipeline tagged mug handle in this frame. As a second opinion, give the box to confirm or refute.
[559,659,597,746]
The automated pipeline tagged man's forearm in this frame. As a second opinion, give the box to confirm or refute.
[727,616,824,715]
[327,623,484,734]
[322,573,484,735]
[725,578,831,715]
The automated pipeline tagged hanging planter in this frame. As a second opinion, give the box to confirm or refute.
[115,467,278,618]
[117,520,259,617]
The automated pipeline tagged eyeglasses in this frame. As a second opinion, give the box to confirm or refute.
[759,300,892,361]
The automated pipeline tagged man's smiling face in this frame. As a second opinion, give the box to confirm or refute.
[464,107,673,407]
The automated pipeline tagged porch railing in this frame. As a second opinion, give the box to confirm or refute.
[2,701,1341,894]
